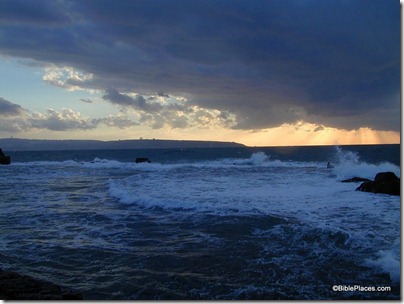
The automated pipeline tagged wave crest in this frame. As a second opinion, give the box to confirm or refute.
[332,147,400,180]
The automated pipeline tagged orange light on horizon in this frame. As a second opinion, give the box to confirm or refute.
[236,123,400,147]
[5,121,400,147]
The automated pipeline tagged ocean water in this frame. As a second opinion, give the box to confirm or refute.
[0,145,400,300]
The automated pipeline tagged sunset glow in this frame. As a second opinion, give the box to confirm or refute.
[0,1,399,147]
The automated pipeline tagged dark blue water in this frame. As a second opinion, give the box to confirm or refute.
[7,144,401,166]
[0,145,400,300]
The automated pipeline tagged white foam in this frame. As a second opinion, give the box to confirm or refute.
[2,149,400,295]
[11,160,80,167]
[82,158,131,169]
[249,151,269,165]
[12,157,161,171]
[332,147,400,180]
[108,178,140,205]
[107,151,400,274]
[108,155,397,220]
[364,238,400,283]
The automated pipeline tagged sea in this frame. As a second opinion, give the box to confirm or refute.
[0,144,400,300]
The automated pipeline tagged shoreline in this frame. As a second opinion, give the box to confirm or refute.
[0,268,83,300]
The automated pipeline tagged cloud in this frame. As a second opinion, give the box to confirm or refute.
[157,91,170,98]
[93,115,139,129]
[0,0,399,132]
[102,88,235,130]
[79,98,93,104]
[0,0,70,26]
[313,125,325,133]
[0,97,26,116]
[29,108,96,131]
[0,98,30,132]
[102,89,163,113]
[43,66,94,91]
[0,98,138,133]
[28,108,141,131]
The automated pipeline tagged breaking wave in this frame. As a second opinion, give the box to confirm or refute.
[331,147,400,180]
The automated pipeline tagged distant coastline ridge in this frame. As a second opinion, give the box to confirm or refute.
[0,138,245,151]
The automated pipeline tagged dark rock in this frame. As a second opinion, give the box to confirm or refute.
[135,157,151,163]
[356,172,400,196]
[341,177,371,183]
[0,148,10,165]
[0,269,83,300]
[374,172,399,183]
[373,180,400,196]
[356,181,375,192]
[0,155,10,165]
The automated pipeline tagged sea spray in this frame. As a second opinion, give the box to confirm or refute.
[249,152,269,165]
[0,146,399,300]
[365,238,400,283]
[332,146,400,180]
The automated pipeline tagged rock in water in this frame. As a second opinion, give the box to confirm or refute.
[341,177,371,183]
[0,155,10,165]
[135,157,151,163]
[0,148,10,165]
[374,172,399,183]
[356,172,400,196]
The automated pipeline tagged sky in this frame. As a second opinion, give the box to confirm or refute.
[0,0,400,147]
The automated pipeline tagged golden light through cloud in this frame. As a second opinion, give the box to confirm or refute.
[8,117,399,147]
[0,1,399,147]
[233,122,400,147]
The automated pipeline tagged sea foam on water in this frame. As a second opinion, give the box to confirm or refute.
[332,146,400,179]
[365,238,400,283]
[249,152,269,165]
[0,146,400,300]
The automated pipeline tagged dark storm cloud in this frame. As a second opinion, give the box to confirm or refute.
[102,88,230,129]
[102,89,163,113]
[0,0,70,25]
[0,0,400,131]
[0,97,29,132]
[0,97,26,116]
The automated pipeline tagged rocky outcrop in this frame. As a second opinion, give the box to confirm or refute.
[0,269,83,300]
[135,157,151,163]
[356,172,400,196]
[0,155,10,165]
[341,177,371,183]
[0,148,10,165]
